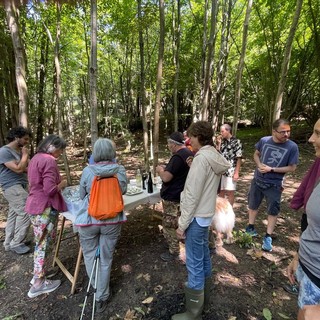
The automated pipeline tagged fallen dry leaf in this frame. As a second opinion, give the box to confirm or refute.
[247,248,263,260]
[124,309,136,320]
[142,296,153,304]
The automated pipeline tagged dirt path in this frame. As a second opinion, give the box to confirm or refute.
[0,135,313,320]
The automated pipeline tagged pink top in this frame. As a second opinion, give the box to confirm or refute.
[25,153,67,214]
[290,157,320,210]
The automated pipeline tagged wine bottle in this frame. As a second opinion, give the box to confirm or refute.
[147,171,153,193]
[135,169,142,189]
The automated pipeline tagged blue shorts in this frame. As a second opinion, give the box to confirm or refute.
[296,264,320,308]
[247,179,282,216]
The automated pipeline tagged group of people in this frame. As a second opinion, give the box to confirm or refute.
[156,118,319,320]
[0,118,319,319]
[0,128,125,314]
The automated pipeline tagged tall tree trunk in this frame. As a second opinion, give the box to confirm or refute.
[153,0,165,172]
[36,31,48,145]
[0,72,6,145]
[214,0,232,130]
[173,0,181,131]
[201,0,218,121]
[232,0,253,135]
[4,0,28,127]
[54,2,71,185]
[138,0,149,171]
[273,0,303,121]
[199,0,209,116]
[90,0,98,146]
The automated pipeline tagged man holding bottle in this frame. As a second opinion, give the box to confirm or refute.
[156,132,193,262]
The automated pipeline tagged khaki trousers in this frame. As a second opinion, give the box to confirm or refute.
[3,184,30,249]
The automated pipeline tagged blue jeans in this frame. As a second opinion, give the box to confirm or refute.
[185,219,211,290]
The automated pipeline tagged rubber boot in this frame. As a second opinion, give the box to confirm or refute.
[171,286,204,320]
[203,277,211,312]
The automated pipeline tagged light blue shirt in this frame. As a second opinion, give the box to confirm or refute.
[195,216,212,227]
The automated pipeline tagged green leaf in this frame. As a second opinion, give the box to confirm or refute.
[263,308,272,320]
[134,307,145,316]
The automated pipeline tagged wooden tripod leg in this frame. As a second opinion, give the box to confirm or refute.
[53,216,65,267]
[71,239,83,294]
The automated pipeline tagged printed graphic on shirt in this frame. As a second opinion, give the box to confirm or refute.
[261,144,288,167]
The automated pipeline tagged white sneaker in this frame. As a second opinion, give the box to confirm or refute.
[28,279,61,298]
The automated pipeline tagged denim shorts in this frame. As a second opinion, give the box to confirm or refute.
[247,179,282,216]
[296,264,320,308]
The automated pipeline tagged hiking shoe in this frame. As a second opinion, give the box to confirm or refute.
[283,283,299,295]
[262,236,272,252]
[28,279,61,298]
[96,292,112,313]
[10,243,30,255]
[245,226,258,237]
[160,251,178,262]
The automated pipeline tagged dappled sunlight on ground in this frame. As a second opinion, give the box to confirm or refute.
[216,246,239,264]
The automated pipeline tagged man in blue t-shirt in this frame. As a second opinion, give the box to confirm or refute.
[156,132,193,262]
[245,119,299,252]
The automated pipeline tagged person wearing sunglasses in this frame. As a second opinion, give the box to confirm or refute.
[245,119,299,252]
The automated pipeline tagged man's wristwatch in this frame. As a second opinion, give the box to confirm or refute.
[270,168,274,173]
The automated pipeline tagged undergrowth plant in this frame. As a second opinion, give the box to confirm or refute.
[233,230,256,248]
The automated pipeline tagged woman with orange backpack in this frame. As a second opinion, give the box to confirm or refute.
[75,138,127,314]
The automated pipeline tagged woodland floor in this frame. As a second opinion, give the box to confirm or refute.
[0,129,315,320]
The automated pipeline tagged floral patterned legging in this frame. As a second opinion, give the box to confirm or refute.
[30,208,58,279]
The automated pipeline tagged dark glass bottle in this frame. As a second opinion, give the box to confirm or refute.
[147,171,153,193]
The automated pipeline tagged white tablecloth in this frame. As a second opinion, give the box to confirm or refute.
[62,185,161,223]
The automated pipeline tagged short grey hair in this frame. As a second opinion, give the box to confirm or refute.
[221,123,232,133]
[93,138,116,162]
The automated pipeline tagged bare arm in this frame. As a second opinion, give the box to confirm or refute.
[254,149,297,174]
[287,251,299,284]
[4,146,29,173]
[233,158,242,181]
[298,305,320,320]
[156,165,173,183]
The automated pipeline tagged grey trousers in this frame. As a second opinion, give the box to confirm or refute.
[78,224,121,301]
[3,184,31,249]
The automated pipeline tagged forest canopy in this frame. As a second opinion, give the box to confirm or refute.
[1,0,320,148]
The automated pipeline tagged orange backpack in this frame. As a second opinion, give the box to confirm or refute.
[88,175,124,220]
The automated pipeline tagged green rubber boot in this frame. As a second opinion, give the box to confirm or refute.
[171,286,204,320]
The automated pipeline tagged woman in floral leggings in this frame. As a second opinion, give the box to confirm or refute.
[25,135,67,298]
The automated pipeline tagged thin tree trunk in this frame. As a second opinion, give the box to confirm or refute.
[153,0,165,172]
[54,2,71,185]
[90,0,98,146]
[138,0,149,171]
[232,0,253,135]
[36,32,48,145]
[173,0,181,131]
[201,0,218,121]
[4,0,28,127]
[200,0,209,114]
[214,0,232,130]
[273,0,303,121]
